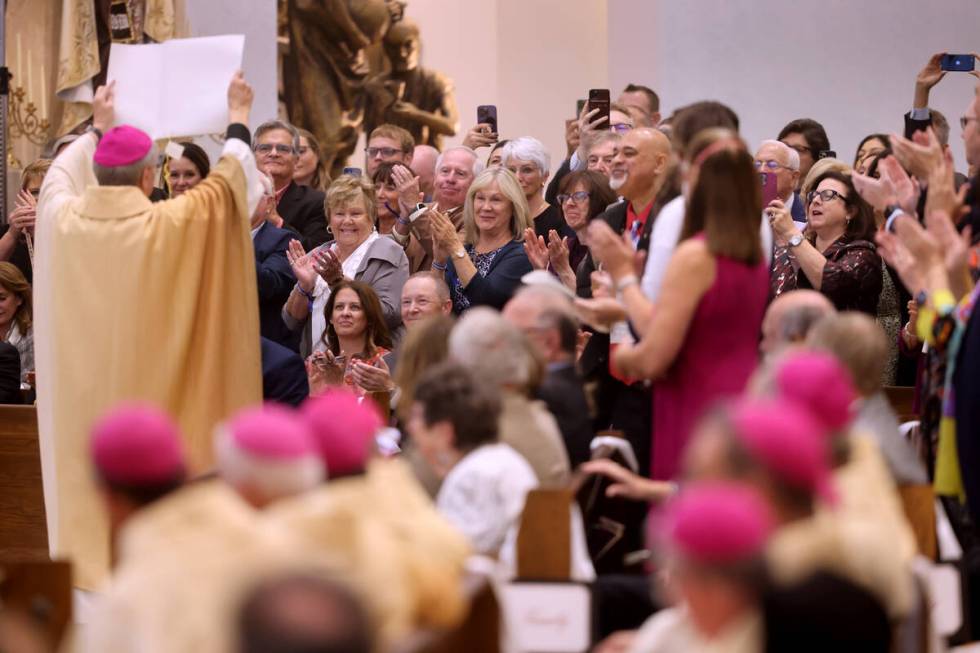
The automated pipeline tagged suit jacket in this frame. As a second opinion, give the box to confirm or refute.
[903,110,932,140]
[578,200,656,378]
[253,222,300,351]
[0,342,21,404]
[790,191,806,223]
[277,182,330,251]
[537,362,593,468]
[260,336,309,408]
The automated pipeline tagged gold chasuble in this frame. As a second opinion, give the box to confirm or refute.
[34,132,263,590]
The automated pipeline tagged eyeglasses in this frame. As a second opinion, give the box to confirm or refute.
[365,146,402,159]
[558,191,591,204]
[806,189,847,204]
[754,159,794,171]
[610,123,633,134]
[255,143,294,155]
[960,116,978,130]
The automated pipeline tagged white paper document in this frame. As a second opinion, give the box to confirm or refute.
[106,35,245,139]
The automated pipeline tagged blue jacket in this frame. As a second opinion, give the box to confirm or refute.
[253,222,300,352]
[260,337,308,407]
[444,240,532,312]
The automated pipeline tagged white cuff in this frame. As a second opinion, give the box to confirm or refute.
[222,137,263,219]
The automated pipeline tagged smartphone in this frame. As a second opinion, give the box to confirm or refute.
[588,89,611,128]
[342,167,362,177]
[941,54,975,72]
[576,98,587,117]
[760,172,778,207]
[476,105,498,134]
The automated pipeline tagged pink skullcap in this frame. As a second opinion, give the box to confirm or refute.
[730,398,836,504]
[90,402,185,485]
[302,389,382,475]
[774,351,856,433]
[93,125,153,167]
[660,482,775,564]
[225,404,317,460]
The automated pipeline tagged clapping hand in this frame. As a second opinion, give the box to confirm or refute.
[307,350,346,393]
[350,357,394,393]
[852,155,919,214]
[9,190,37,236]
[523,228,550,270]
[312,248,344,287]
[890,128,944,182]
[391,164,423,214]
[286,240,317,292]
[588,220,636,280]
[429,209,461,263]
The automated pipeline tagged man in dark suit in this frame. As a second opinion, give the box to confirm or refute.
[0,342,21,404]
[253,120,330,251]
[261,337,308,408]
[252,176,301,352]
[503,285,593,467]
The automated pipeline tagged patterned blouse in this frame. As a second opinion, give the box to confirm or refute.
[449,244,501,312]
[770,236,883,315]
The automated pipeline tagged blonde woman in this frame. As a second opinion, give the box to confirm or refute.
[429,167,533,313]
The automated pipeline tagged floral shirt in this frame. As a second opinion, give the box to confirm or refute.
[449,244,501,312]
[770,236,883,315]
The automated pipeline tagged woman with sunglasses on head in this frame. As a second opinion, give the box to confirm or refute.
[769,169,882,315]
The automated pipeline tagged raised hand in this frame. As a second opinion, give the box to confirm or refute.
[429,209,461,263]
[92,80,116,132]
[914,52,947,108]
[587,220,635,280]
[461,123,498,150]
[523,228,550,270]
[391,164,423,213]
[312,248,344,286]
[227,70,254,125]
[890,128,943,181]
[286,239,317,291]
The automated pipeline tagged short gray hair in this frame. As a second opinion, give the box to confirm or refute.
[501,136,551,175]
[585,130,621,156]
[760,139,799,171]
[93,145,158,186]
[253,120,301,154]
[435,145,484,177]
[449,307,535,391]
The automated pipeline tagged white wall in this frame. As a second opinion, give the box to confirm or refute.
[608,0,979,170]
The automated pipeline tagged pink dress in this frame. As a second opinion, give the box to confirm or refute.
[650,243,769,480]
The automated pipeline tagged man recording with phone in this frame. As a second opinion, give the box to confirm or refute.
[905,52,980,140]
[754,140,804,232]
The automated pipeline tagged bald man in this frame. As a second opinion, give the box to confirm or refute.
[411,144,439,199]
[504,285,592,467]
[760,289,836,358]
[578,127,674,478]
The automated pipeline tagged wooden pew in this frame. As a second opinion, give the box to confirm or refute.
[0,560,72,647]
[0,405,48,561]
[390,574,500,653]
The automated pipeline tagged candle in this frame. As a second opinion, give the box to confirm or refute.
[16,34,22,84]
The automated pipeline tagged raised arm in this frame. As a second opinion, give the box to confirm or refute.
[217,71,263,218]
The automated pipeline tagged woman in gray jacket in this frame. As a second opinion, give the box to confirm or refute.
[283,175,409,357]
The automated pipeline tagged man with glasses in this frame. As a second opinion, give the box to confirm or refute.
[253,120,328,250]
[365,124,415,178]
[754,140,804,230]
[777,118,831,191]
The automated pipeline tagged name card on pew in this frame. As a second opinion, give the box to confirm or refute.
[500,581,591,653]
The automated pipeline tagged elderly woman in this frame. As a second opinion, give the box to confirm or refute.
[307,280,393,397]
[294,128,330,191]
[284,175,409,356]
[429,168,533,313]
[0,262,33,385]
[449,307,570,487]
[770,170,882,315]
[0,158,51,283]
[501,137,569,239]
[167,142,210,197]
[524,170,617,291]
[408,360,538,555]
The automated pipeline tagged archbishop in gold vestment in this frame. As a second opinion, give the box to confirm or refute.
[33,131,263,590]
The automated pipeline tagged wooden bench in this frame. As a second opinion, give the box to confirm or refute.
[0,559,72,647]
[0,405,48,561]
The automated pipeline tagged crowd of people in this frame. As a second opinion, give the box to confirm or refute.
[2,48,980,652]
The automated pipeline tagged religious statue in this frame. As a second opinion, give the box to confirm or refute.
[363,18,458,150]
[280,0,393,178]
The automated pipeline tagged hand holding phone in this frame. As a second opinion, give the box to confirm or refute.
[760,172,778,207]
[587,89,611,129]
[476,105,498,135]
[941,54,976,72]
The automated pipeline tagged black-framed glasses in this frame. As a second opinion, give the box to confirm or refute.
[753,159,793,171]
[365,146,402,159]
[961,116,978,130]
[806,189,847,204]
[255,143,294,155]
[558,191,591,204]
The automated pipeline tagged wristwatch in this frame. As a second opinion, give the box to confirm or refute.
[408,203,429,223]
[453,248,467,260]
[788,233,804,248]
